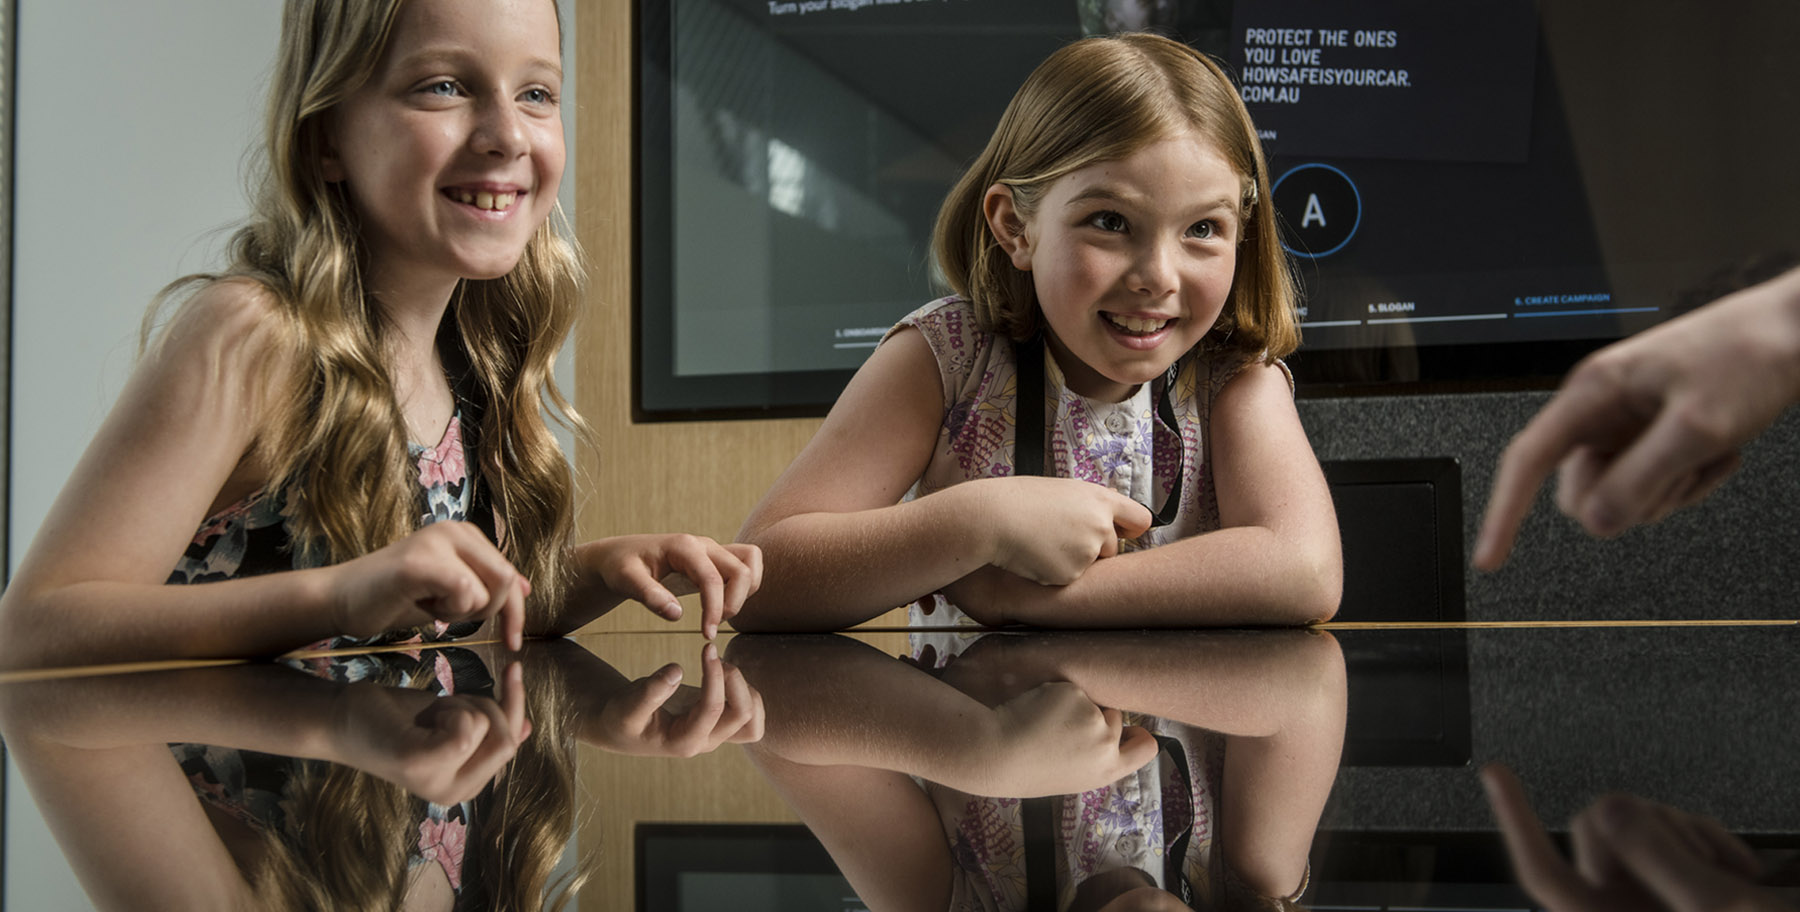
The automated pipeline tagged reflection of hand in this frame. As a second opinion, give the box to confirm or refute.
[333,662,532,806]
[330,522,529,650]
[1483,764,1786,912]
[1475,268,1800,570]
[977,477,1150,585]
[592,644,765,757]
[586,534,763,639]
[970,681,1157,798]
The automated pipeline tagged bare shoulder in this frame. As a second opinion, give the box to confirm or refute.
[149,278,304,392]
[1214,357,1297,413]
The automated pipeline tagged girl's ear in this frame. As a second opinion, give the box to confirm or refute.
[983,183,1033,271]
[319,120,346,183]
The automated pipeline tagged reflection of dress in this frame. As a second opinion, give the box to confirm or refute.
[932,716,1222,912]
[172,648,492,895]
[166,412,486,650]
[888,297,1277,627]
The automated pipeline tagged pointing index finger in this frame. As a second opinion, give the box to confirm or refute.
[1475,384,1612,571]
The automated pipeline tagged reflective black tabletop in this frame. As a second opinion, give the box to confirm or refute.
[2,622,1797,911]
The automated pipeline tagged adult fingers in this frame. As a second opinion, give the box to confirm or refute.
[1481,764,1593,910]
[1600,796,1760,912]
[1475,389,1613,570]
[1682,810,1763,880]
[1573,404,1728,537]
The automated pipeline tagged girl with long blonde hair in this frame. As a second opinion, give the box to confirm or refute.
[0,0,760,669]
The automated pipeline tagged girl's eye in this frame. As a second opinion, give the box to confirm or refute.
[521,87,557,105]
[1087,211,1127,232]
[423,80,461,97]
[1189,220,1216,240]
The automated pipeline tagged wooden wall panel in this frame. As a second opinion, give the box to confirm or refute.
[572,0,824,634]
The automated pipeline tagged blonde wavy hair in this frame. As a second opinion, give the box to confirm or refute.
[251,651,587,911]
[154,0,584,610]
[932,33,1301,361]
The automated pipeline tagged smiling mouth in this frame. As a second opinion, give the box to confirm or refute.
[444,189,518,211]
[1103,313,1173,335]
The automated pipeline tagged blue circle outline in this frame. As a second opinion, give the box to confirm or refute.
[1271,163,1361,258]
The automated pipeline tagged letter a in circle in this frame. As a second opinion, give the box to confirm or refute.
[1302,193,1327,228]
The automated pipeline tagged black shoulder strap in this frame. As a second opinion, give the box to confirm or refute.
[1016,335,1046,478]
[1015,335,1184,528]
[1023,795,1058,911]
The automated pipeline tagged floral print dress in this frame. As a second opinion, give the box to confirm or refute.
[933,714,1225,912]
[168,414,488,896]
[166,412,484,650]
[172,648,489,897]
[887,296,1284,628]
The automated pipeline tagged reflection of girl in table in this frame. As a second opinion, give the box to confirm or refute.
[731,630,1343,911]
[0,639,762,911]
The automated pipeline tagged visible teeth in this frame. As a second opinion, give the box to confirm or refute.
[1106,314,1170,333]
[450,190,517,210]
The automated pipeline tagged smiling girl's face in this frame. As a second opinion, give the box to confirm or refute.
[323,0,564,295]
[989,129,1242,403]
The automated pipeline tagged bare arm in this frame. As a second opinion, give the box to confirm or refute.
[0,659,527,910]
[939,630,1345,897]
[0,284,527,668]
[734,329,1151,631]
[947,361,1343,627]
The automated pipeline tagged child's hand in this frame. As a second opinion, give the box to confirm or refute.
[590,643,764,757]
[331,662,532,806]
[330,522,529,651]
[584,534,762,639]
[973,681,1157,798]
[976,477,1151,585]
[941,564,1039,626]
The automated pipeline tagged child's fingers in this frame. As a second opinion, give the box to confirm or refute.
[499,662,528,743]
[616,561,683,622]
[619,663,685,732]
[1115,724,1158,776]
[1110,494,1153,540]
[728,542,765,594]
[714,660,760,742]
[669,645,728,754]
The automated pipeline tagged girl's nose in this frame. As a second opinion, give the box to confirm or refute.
[471,99,529,158]
[1128,238,1180,297]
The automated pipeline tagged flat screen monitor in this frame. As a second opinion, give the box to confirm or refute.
[636,0,1800,418]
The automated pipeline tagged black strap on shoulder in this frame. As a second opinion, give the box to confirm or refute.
[1016,335,1046,478]
[1023,795,1058,911]
[1013,335,1183,528]
[435,310,499,547]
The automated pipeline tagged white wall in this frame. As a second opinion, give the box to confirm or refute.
[4,1,577,907]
